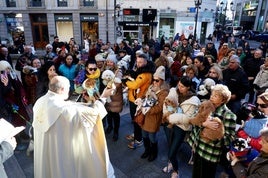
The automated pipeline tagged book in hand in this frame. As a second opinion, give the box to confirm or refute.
[0,118,25,143]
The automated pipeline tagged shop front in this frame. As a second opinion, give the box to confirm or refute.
[55,14,74,42]
[80,14,99,43]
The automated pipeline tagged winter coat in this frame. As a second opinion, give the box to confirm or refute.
[232,152,268,178]
[253,64,268,90]
[105,82,123,113]
[168,90,200,131]
[126,60,155,103]
[142,83,169,132]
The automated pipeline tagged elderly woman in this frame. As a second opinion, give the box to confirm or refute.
[162,76,200,178]
[188,84,236,178]
[140,66,169,162]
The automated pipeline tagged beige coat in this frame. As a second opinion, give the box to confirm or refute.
[168,94,200,131]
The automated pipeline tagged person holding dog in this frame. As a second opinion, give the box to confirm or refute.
[188,84,236,178]
[140,66,169,162]
[229,127,268,177]
[162,76,200,178]
[103,54,123,141]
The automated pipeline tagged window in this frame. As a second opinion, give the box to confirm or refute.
[28,0,42,7]
[6,0,16,7]
[83,0,94,7]
[58,0,67,7]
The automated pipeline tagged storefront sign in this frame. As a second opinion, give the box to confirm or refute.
[80,14,98,21]
[55,15,72,21]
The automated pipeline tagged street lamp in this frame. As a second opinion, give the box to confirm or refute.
[230,1,235,27]
[220,1,228,27]
[194,0,202,41]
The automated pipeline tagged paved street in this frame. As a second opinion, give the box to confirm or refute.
[9,105,227,178]
[6,38,261,178]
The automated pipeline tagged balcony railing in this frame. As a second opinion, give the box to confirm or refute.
[58,0,68,7]
[80,0,94,7]
[83,0,94,7]
[27,0,44,7]
[6,0,16,7]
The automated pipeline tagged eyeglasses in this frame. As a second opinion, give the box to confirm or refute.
[153,79,160,83]
[256,103,268,108]
[88,68,97,71]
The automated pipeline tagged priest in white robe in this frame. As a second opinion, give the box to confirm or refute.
[33,76,115,178]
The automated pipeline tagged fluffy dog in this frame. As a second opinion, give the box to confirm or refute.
[197,78,215,101]
[101,69,115,86]
[82,78,99,104]
[117,55,131,71]
[162,88,178,128]
[190,100,225,142]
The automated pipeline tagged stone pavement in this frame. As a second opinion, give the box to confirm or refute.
[9,105,227,178]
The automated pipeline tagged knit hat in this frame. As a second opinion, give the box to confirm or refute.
[95,53,106,62]
[153,65,165,80]
[106,54,117,64]
[223,43,228,46]
[165,87,179,107]
[259,89,268,104]
[230,55,240,64]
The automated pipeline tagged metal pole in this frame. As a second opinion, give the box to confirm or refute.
[106,0,109,43]
[194,4,199,40]
[114,0,116,44]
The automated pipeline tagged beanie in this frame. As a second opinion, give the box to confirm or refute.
[153,65,165,80]
[106,54,117,64]
[165,87,179,107]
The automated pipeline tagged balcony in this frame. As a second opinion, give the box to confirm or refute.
[58,0,68,7]
[6,0,16,7]
[27,0,44,7]
[81,0,94,7]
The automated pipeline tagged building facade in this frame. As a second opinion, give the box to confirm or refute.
[0,0,217,49]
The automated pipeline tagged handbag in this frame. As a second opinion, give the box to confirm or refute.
[134,110,145,126]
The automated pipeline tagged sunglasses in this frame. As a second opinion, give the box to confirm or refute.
[256,103,268,108]
[88,68,97,71]
[153,79,160,83]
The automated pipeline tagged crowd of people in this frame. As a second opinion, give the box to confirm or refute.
[0,33,268,178]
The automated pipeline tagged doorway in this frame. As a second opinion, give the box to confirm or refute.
[30,14,49,49]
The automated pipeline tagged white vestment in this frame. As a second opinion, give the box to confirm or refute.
[33,91,114,178]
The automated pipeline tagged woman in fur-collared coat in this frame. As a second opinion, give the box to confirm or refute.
[140,66,169,162]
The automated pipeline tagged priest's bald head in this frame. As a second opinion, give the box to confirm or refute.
[49,76,70,100]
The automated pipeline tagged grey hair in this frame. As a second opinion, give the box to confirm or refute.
[211,84,231,103]
[49,76,70,93]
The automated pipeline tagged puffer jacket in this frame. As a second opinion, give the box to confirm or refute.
[126,60,155,102]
